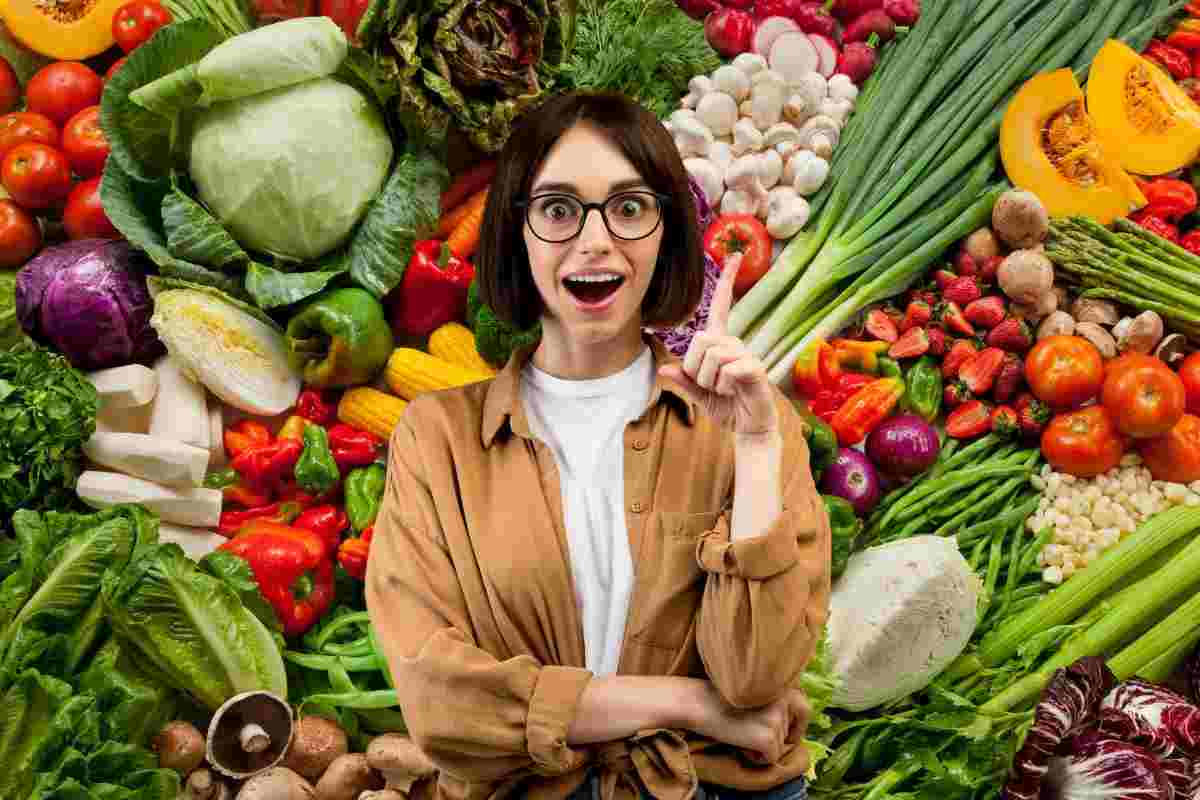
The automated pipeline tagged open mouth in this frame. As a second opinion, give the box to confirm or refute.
[563,275,625,305]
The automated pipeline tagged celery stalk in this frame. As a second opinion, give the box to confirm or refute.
[1108,589,1200,680]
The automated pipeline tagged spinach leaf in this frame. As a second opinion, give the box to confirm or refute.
[245,261,348,310]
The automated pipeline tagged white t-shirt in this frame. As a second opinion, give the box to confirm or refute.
[521,346,655,676]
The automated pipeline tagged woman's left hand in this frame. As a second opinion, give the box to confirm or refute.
[657,254,780,437]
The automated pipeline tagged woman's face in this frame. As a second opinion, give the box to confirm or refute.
[522,121,664,345]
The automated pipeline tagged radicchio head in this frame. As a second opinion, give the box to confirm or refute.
[1043,737,1171,800]
[1098,679,1200,758]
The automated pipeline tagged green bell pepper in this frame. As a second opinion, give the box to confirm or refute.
[903,355,943,423]
[803,413,838,477]
[345,463,386,533]
[821,494,862,579]
[285,288,395,388]
[295,425,340,494]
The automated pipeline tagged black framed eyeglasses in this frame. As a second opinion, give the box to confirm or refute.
[515,191,670,243]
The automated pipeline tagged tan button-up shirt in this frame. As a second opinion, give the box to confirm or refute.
[366,333,831,800]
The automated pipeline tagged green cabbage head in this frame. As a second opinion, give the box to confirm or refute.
[189,76,394,262]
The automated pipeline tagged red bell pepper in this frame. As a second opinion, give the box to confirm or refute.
[1137,177,1198,220]
[338,525,373,580]
[293,505,348,558]
[218,496,313,537]
[386,240,476,338]
[1130,209,1181,243]
[296,388,337,426]
[1181,230,1200,256]
[219,521,335,636]
[791,339,842,398]
[231,439,304,492]
[327,423,382,473]
[224,482,273,509]
[807,372,877,424]
[829,377,905,446]
[1169,25,1200,52]
[224,419,272,460]
[1190,1,1200,16]
[1144,39,1193,80]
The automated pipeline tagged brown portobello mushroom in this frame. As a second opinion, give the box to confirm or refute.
[313,753,383,800]
[183,769,234,800]
[236,767,316,800]
[153,721,206,775]
[207,691,295,779]
[284,716,349,782]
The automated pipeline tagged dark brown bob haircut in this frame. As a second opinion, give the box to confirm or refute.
[475,90,706,333]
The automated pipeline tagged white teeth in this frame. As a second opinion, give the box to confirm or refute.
[566,273,622,283]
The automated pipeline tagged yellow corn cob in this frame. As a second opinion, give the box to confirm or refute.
[429,322,498,376]
[338,387,408,440]
[385,348,491,400]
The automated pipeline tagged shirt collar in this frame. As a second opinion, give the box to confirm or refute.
[481,331,697,449]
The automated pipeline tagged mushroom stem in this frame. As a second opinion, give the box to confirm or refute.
[240,723,271,754]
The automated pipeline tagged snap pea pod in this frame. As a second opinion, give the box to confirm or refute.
[969,531,991,571]
[874,462,1032,534]
[952,474,1037,545]
[955,495,1042,545]
[981,521,1020,614]
[880,446,1029,522]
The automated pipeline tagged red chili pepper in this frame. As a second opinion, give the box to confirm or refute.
[1137,177,1198,220]
[292,505,348,558]
[1181,230,1200,256]
[224,482,273,509]
[337,525,374,580]
[386,239,476,338]
[219,521,335,636]
[296,389,337,425]
[808,389,842,423]
[1169,30,1200,52]
[1144,39,1193,80]
[829,377,905,446]
[218,497,311,537]
[1130,209,1181,243]
[223,419,272,460]
[231,439,304,492]
[327,423,382,473]
[833,371,876,403]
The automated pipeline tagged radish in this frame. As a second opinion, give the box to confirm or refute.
[808,33,838,78]
[836,39,877,84]
[830,0,880,22]
[752,0,807,21]
[843,8,896,44]
[752,15,801,56]
[793,0,837,36]
[706,8,757,57]
[768,31,820,83]
[882,0,919,25]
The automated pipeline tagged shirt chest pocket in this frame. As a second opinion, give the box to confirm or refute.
[628,509,724,651]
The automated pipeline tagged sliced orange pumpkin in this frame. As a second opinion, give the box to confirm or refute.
[3,0,128,61]
[1087,39,1200,177]
[1000,68,1145,225]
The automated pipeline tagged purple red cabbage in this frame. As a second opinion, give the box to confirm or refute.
[1098,679,1200,758]
[646,176,718,357]
[1158,757,1193,798]
[1003,656,1117,800]
[1188,641,1200,707]
[1043,736,1171,800]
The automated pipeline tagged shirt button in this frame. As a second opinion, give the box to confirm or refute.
[630,501,645,513]
[632,439,648,451]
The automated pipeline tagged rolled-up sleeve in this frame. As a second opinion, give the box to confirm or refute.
[366,412,594,783]
[693,394,831,709]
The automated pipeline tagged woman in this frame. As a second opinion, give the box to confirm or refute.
[366,90,831,800]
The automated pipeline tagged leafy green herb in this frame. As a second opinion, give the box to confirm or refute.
[0,347,98,529]
[0,269,27,352]
[558,0,719,119]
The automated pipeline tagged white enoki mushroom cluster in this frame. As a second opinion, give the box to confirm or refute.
[665,57,856,246]
[1028,453,1200,585]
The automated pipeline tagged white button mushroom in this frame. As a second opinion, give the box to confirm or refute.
[731,118,765,155]
[696,91,738,137]
[818,98,854,127]
[827,74,859,103]
[763,122,800,150]
[682,75,715,110]
[788,150,830,196]
[673,116,714,159]
[758,148,783,189]
[766,186,810,238]
[683,157,725,208]
[722,187,761,217]
[712,65,751,102]
[669,108,700,128]
[790,73,827,113]
[708,140,734,172]
[783,93,815,127]
[798,115,840,159]
[725,154,769,215]
[732,52,769,77]
[750,74,787,132]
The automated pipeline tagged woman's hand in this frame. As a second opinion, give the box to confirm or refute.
[657,254,780,436]
[684,681,811,764]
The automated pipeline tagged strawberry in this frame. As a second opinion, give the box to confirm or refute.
[901,299,932,332]
[943,276,982,307]
[941,339,978,379]
[954,249,979,277]
[932,268,958,290]
[963,295,1006,329]
[943,381,973,409]
[992,352,1024,404]
[958,346,1006,395]
[991,405,1020,438]
[865,307,899,343]
[980,255,1005,283]
[888,326,930,359]
[1014,392,1051,441]
[936,300,975,336]
[906,288,939,308]
[881,304,904,329]
[986,317,1033,353]
[946,399,993,439]
[924,325,947,356]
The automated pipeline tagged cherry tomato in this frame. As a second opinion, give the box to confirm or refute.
[112,1,173,53]
[25,62,104,126]
[1024,335,1105,409]
[1101,355,1186,438]
[0,112,58,164]
[0,200,41,268]
[320,0,370,43]
[1138,414,1200,484]
[63,176,120,240]
[105,57,129,82]
[1,143,72,209]
[1041,405,1127,478]
[703,213,772,296]
[62,106,109,178]
[0,57,19,116]
[1178,352,1200,416]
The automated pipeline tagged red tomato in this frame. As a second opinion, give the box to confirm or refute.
[63,176,120,240]
[0,57,19,115]
[1,143,72,209]
[703,214,772,296]
[1178,352,1200,416]
[320,0,370,43]
[0,112,58,163]
[62,106,109,178]
[1041,405,1127,478]
[252,0,316,22]
[1101,355,1186,439]
[112,1,173,53]
[25,62,103,126]
[0,200,41,268]
[1138,414,1200,484]
[1024,335,1105,409]
[105,57,129,82]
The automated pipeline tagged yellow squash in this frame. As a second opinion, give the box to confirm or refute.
[1087,39,1200,177]
[1000,68,1145,224]
[4,0,127,60]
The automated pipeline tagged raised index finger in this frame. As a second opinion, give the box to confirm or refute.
[707,252,742,335]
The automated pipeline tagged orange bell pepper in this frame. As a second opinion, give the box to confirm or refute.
[830,377,905,446]
[831,338,890,374]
